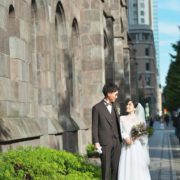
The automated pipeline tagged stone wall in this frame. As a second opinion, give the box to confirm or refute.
[0,0,130,154]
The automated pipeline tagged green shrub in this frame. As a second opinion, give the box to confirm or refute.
[86,144,99,158]
[147,127,154,137]
[0,147,101,180]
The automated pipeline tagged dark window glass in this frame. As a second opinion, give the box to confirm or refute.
[146,63,150,71]
[140,11,144,15]
[145,75,151,86]
[145,48,149,56]
[141,18,144,23]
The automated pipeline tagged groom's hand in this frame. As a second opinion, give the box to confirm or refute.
[95,142,101,150]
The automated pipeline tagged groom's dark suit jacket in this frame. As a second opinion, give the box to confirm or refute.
[92,100,122,145]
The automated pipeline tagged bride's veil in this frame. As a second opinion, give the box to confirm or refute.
[135,103,146,124]
[135,103,150,165]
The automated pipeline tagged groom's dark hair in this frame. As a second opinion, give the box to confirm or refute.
[102,83,119,96]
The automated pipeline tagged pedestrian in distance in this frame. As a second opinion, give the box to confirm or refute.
[164,114,170,127]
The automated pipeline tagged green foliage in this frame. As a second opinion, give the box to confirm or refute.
[0,147,101,180]
[147,127,154,137]
[86,144,99,158]
[163,37,180,111]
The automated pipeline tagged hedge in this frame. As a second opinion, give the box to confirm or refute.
[0,147,101,180]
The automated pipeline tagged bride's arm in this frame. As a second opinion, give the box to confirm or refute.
[120,117,133,145]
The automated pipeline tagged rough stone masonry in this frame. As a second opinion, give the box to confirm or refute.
[0,0,130,154]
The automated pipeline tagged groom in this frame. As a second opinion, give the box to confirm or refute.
[92,83,122,180]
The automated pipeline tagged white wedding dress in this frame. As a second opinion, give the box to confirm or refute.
[118,113,151,180]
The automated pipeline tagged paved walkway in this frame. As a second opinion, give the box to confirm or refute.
[149,121,180,180]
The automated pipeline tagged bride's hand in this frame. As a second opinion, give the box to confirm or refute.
[125,138,133,145]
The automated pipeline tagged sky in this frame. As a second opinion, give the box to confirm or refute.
[158,0,180,87]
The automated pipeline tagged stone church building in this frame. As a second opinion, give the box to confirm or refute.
[0,0,130,154]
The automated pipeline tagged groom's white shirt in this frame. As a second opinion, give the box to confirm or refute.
[104,99,112,113]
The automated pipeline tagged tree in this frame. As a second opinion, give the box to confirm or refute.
[163,38,180,111]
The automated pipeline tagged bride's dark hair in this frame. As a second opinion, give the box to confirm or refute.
[126,98,138,108]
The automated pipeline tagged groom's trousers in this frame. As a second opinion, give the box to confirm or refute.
[100,137,121,180]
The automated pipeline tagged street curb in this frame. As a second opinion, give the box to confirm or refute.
[168,134,177,180]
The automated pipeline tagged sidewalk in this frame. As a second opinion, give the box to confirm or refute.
[149,121,180,180]
[170,130,180,179]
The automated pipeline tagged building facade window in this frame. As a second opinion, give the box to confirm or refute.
[141,18,144,23]
[134,18,138,24]
[145,74,151,86]
[133,3,137,7]
[146,63,150,71]
[130,33,135,40]
[135,33,139,40]
[140,11,144,15]
[134,11,138,16]
[139,33,142,40]
[145,47,149,56]
[142,33,149,40]
[140,3,144,8]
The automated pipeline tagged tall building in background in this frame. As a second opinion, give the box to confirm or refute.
[128,0,160,85]
[128,0,152,26]
[151,0,162,115]
[128,0,160,116]
[151,0,160,85]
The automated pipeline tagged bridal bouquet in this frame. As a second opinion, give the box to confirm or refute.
[130,122,148,140]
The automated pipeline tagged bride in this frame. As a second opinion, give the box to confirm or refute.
[118,99,151,180]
